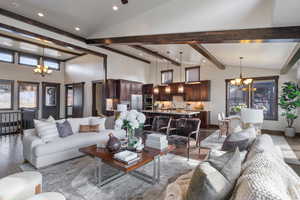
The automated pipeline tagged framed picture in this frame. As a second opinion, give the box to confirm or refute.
[45,86,57,106]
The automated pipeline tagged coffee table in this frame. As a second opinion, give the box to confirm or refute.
[79,145,173,188]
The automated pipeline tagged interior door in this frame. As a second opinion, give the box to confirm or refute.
[72,82,85,118]
[42,82,60,119]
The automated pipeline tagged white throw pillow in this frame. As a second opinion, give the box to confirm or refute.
[67,117,90,133]
[34,119,59,143]
[90,117,106,131]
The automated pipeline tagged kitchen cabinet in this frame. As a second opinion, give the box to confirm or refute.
[197,111,211,128]
[153,86,171,101]
[106,79,117,98]
[142,84,153,95]
[184,81,210,101]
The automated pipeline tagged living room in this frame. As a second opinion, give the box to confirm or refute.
[1,0,300,200]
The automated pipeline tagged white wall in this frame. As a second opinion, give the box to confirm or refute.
[0,53,65,118]
[148,62,300,132]
[65,53,150,117]
[65,54,104,117]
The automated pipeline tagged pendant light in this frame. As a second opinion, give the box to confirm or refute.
[165,51,171,94]
[33,48,53,77]
[153,55,159,94]
[178,51,184,93]
[230,57,253,87]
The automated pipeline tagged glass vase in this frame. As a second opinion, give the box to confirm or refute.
[127,128,136,148]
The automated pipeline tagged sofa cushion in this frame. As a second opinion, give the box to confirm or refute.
[186,162,232,200]
[67,118,90,133]
[90,117,106,131]
[246,134,276,161]
[105,116,116,129]
[33,129,126,157]
[232,151,300,200]
[56,120,74,138]
[34,120,59,143]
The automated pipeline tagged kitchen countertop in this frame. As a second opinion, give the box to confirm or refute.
[142,109,202,116]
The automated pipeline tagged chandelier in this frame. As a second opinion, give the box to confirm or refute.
[230,57,252,87]
[33,48,53,77]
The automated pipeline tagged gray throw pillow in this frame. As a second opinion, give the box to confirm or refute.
[56,120,74,138]
[221,130,252,151]
[105,116,115,129]
[186,148,242,200]
[208,148,241,183]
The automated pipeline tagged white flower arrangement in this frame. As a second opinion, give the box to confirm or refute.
[115,110,146,131]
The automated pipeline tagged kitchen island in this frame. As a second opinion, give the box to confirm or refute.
[142,109,210,128]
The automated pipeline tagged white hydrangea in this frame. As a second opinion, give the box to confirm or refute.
[126,111,137,122]
[130,119,140,129]
[119,111,128,120]
[137,112,146,124]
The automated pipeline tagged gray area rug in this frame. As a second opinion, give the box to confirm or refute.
[20,154,199,200]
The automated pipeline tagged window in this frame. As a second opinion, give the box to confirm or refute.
[185,66,200,82]
[43,58,60,70]
[0,80,13,110]
[0,49,14,63]
[18,82,39,108]
[161,70,173,84]
[226,76,278,120]
[19,53,39,66]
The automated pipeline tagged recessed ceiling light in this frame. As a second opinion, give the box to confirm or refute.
[37,12,44,17]
[139,53,143,56]
[202,59,206,63]
[75,27,80,31]
[11,2,19,7]
[112,5,119,11]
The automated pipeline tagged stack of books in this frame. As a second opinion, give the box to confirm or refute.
[145,133,168,150]
[113,150,140,165]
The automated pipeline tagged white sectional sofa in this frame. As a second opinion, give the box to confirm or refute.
[23,117,126,169]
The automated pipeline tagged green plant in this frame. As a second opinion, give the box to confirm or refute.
[279,82,300,128]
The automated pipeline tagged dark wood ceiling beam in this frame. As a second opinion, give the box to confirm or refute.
[280,43,300,74]
[0,31,82,56]
[0,8,85,42]
[189,44,225,70]
[87,26,300,45]
[129,45,180,66]
[99,46,151,64]
[0,23,106,58]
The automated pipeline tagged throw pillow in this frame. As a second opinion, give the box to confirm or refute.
[186,148,242,200]
[56,120,74,138]
[90,117,106,130]
[79,125,91,133]
[34,119,59,142]
[208,148,241,183]
[67,117,90,133]
[186,162,233,200]
[105,116,116,129]
[221,130,252,151]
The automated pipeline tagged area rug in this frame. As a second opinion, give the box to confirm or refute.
[270,135,300,165]
[20,154,199,200]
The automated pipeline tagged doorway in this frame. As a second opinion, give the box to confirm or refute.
[42,82,60,119]
[92,81,105,116]
[65,82,85,118]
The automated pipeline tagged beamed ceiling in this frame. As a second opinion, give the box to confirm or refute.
[0,0,300,72]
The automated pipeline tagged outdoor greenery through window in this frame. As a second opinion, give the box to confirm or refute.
[226,76,278,120]
[161,70,173,84]
[0,49,14,63]
[43,58,60,70]
[0,80,13,110]
[18,82,39,108]
[19,53,39,66]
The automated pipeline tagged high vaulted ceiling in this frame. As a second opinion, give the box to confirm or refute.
[0,0,300,38]
[0,0,300,71]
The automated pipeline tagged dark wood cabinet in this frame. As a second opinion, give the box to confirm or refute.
[198,111,210,128]
[106,79,117,98]
[107,79,143,102]
[184,81,210,101]
[142,84,153,95]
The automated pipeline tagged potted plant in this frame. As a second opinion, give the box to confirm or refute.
[115,110,146,147]
[279,82,300,137]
